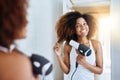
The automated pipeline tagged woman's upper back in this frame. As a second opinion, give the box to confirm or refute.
[0,49,35,80]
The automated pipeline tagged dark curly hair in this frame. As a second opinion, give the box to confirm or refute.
[0,0,28,48]
[56,11,98,43]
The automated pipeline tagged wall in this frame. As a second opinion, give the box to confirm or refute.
[110,0,120,80]
[16,0,63,80]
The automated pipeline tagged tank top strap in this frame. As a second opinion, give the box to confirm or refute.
[89,40,94,50]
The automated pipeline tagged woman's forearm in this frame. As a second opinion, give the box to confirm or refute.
[56,55,69,74]
[83,62,103,74]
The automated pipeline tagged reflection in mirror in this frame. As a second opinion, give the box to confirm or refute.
[62,0,111,80]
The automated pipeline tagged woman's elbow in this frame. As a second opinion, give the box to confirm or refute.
[64,69,70,74]
[97,68,103,74]
[60,65,70,74]
[62,67,70,74]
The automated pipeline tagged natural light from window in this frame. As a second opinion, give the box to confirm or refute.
[98,17,111,74]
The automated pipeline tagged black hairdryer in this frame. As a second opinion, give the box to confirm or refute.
[69,40,91,67]
[69,40,91,56]
[30,54,53,77]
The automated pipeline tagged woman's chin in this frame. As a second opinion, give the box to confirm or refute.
[79,33,88,37]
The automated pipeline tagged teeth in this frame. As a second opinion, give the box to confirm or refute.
[81,30,86,32]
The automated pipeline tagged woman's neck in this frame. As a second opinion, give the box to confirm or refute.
[77,37,89,44]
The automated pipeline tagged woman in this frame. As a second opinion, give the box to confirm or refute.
[0,0,39,80]
[53,11,103,80]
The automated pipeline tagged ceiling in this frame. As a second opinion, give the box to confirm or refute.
[70,0,110,16]
[71,0,110,6]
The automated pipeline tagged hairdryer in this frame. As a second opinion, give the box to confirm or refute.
[69,40,91,67]
[69,40,91,56]
[30,54,53,77]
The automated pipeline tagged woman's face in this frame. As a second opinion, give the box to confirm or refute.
[75,17,89,37]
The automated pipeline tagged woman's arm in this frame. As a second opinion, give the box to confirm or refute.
[53,42,70,74]
[76,40,103,74]
[0,51,40,80]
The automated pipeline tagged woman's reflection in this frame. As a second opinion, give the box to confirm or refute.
[53,11,103,80]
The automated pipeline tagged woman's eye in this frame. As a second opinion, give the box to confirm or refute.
[83,23,86,25]
[83,22,87,26]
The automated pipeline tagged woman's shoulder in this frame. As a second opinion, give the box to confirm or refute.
[13,49,33,76]
[0,50,34,80]
[63,41,72,55]
[91,39,102,51]
[13,49,32,67]
[64,41,72,51]
[91,39,101,45]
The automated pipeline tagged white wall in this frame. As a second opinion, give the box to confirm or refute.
[110,0,120,80]
[16,0,63,80]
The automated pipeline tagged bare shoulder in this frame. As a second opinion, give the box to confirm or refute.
[16,51,32,66]
[91,39,102,52]
[64,42,72,54]
[91,39,101,45]
[17,52,33,71]
[13,49,33,71]
[14,50,34,78]
[0,50,34,80]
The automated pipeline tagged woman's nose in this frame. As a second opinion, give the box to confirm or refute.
[81,25,85,29]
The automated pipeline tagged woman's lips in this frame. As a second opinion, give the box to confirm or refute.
[81,29,86,33]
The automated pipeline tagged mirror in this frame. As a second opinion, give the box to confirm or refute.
[63,0,111,80]
[16,0,120,80]
[15,0,120,80]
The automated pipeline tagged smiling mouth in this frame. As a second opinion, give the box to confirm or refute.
[81,29,86,33]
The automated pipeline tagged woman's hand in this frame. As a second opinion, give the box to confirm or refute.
[76,50,86,65]
[76,55,86,65]
[53,42,62,56]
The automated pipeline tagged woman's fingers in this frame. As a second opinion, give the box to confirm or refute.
[76,55,86,65]
[53,42,61,56]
